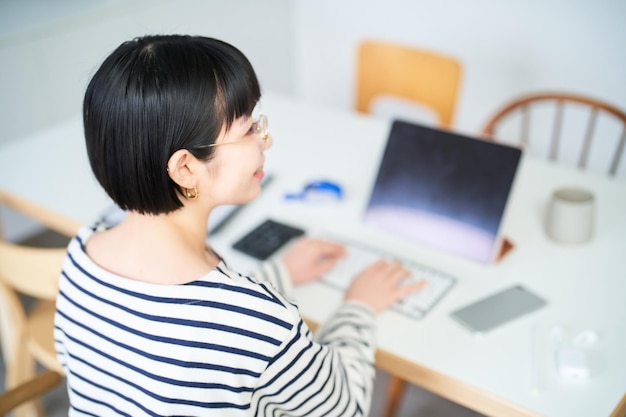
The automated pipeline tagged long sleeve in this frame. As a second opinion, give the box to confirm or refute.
[246,260,378,416]
[250,301,376,417]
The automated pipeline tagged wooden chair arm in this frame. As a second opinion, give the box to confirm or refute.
[0,370,63,415]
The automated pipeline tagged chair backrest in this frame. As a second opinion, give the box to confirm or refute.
[0,193,66,387]
[0,191,65,300]
[355,40,462,128]
[481,92,626,176]
[0,241,63,300]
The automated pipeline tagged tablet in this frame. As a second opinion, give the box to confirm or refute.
[450,285,546,333]
[364,120,522,264]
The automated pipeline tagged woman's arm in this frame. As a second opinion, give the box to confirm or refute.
[250,301,376,417]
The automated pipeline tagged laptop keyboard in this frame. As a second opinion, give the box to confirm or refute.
[321,240,456,320]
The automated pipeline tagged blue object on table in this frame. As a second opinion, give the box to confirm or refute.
[284,180,343,201]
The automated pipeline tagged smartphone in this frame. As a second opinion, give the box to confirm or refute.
[450,285,546,333]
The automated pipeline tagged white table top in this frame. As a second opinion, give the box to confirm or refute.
[1,92,625,417]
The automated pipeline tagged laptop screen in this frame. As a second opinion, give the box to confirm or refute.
[364,120,522,264]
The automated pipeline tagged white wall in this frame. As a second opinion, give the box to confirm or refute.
[293,0,626,135]
[0,0,294,145]
[3,0,623,157]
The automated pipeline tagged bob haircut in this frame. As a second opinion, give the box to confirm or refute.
[84,34,261,214]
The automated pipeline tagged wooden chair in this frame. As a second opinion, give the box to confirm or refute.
[0,192,66,417]
[0,370,63,416]
[355,40,462,128]
[481,92,626,176]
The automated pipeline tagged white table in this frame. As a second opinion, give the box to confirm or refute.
[1,92,625,417]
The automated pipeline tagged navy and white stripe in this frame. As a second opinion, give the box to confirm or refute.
[55,226,377,416]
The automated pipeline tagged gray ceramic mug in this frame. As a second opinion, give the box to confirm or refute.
[546,187,595,244]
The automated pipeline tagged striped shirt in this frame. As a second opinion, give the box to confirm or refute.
[54,226,377,416]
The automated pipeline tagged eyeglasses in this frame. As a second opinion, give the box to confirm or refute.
[206,108,268,148]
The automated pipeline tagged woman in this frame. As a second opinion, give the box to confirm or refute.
[54,34,422,416]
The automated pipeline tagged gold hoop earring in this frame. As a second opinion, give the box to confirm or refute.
[185,186,199,200]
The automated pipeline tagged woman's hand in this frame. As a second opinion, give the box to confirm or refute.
[282,238,346,285]
[345,260,425,314]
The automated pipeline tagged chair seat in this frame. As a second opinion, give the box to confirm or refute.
[27,300,63,374]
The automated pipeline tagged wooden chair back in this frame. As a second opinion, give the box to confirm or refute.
[355,40,462,127]
[0,192,67,417]
[481,92,626,176]
[0,241,62,300]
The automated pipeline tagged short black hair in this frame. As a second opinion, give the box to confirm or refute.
[84,34,261,214]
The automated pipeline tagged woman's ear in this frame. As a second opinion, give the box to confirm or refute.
[167,149,199,189]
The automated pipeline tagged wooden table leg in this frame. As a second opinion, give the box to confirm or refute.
[383,376,407,417]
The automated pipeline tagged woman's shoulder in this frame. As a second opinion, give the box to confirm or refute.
[62,226,304,331]
[207,262,301,321]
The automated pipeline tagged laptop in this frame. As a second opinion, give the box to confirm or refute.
[364,120,522,264]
